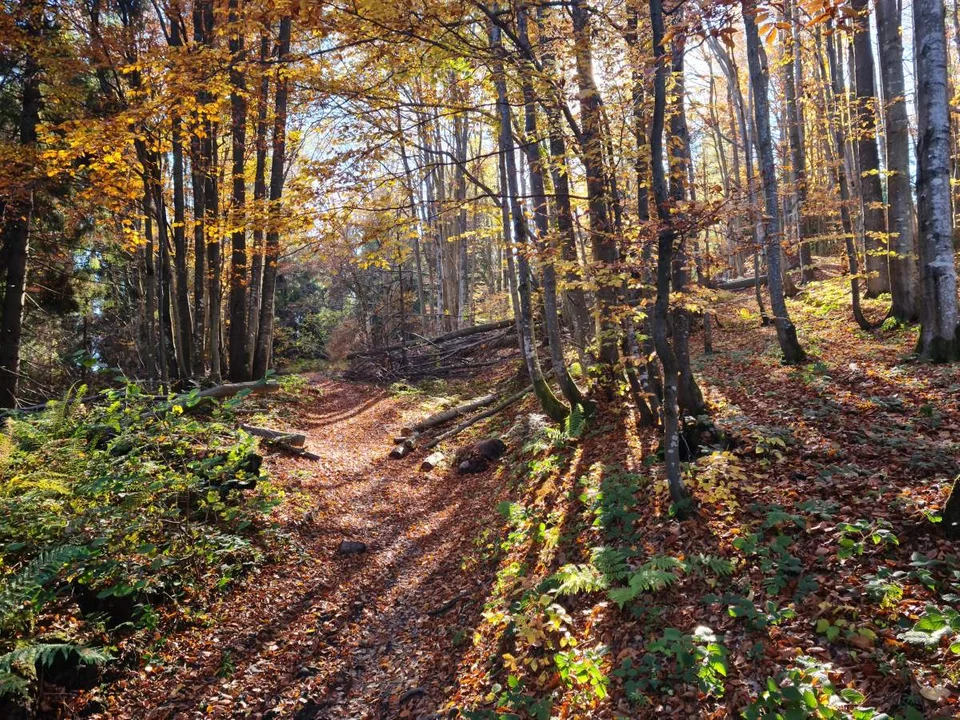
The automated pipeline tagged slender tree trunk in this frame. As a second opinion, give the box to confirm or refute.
[537,6,591,362]
[0,6,40,407]
[650,0,691,510]
[876,0,919,322]
[227,0,249,380]
[782,0,810,282]
[570,0,620,368]
[491,21,567,423]
[253,15,292,378]
[190,137,207,377]
[743,0,807,364]
[851,0,891,297]
[246,32,270,368]
[516,5,585,410]
[169,20,193,378]
[914,0,960,360]
[826,21,877,331]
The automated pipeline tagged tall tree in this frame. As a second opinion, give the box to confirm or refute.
[914,0,960,361]
[253,15,293,378]
[875,0,918,321]
[227,0,250,380]
[0,0,42,408]
[742,0,807,364]
[850,0,891,297]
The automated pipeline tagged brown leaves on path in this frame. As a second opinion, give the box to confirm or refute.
[93,378,509,719]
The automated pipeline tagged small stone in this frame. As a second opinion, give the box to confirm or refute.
[338,540,367,555]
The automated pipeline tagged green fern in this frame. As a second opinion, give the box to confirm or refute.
[553,564,609,596]
[0,671,29,700]
[0,545,86,630]
[690,553,735,577]
[0,643,111,683]
[608,557,685,609]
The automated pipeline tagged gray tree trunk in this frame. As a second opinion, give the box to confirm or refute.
[875,0,919,322]
[851,0,891,297]
[743,0,807,364]
[227,0,249,380]
[914,0,960,360]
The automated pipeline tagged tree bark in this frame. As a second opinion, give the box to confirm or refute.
[851,0,891,297]
[742,0,807,364]
[0,2,41,408]
[650,0,691,510]
[914,0,960,361]
[875,0,919,322]
[227,0,249,380]
[253,15,292,378]
[570,0,620,368]
[246,31,270,371]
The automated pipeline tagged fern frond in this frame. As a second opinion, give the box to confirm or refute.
[691,553,735,577]
[0,671,30,700]
[553,564,609,596]
[0,545,86,629]
[0,643,112,676]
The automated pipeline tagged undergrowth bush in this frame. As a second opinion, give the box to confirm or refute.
[0,384,284,707]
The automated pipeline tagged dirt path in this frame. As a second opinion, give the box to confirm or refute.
[102,378,507,719]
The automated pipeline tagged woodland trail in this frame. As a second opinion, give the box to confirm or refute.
[102,378,507,720]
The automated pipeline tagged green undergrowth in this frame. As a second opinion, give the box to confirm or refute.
[0,383,287,711]
[455,404,957,719]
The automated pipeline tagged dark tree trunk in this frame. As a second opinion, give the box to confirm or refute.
[650,0,691,510]
[516,5,585,410]
[0,4,41,408]
[253,16,292,378]
[227,0,249,380]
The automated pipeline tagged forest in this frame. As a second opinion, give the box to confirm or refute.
[1,0,960,717]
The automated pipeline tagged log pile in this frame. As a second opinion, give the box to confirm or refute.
[344,320,518,382]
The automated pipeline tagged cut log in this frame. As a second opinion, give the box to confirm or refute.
[420,451,445,471]
[346,319,514,359]
[240,424,306,447]
[423,385,533,451]
[389,434,418,459]
[412,393,499,433]
[717,275,768,290]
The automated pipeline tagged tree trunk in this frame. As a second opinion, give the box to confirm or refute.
[650,0,691,511]
[227,0,249,380]
[570,0,620,368]
[169,19,193,378]
[516,5,585,410]
[491,22,567,423]
[914,0,960,361]
[253,15,292,378]
[782,0,810,281]
[0,6,40,408]
[851,0,891,297]
[743,0,807,364]
[246,32,270,370]
[875,0,919,322]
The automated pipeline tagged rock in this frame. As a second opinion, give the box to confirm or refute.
[338,540,367,555]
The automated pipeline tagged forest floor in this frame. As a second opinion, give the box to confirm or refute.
[86,277,960,719]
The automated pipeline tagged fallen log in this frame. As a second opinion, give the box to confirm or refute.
[420,451,445,471]
[389,433,419,459]
[240,424,306,447]
[265,440,321,461]
[423,385,533,451]
[143,380,280,419]
[717,275,767,290]
[411,393,499,433]
[346,319,514,359]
